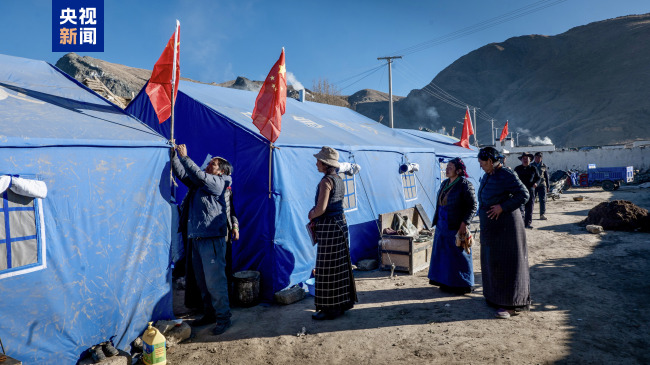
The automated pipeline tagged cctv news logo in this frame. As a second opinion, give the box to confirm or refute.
[52,0,104,52]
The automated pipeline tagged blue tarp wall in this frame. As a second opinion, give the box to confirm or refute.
[127,82,444,301]
[0,54,173,364]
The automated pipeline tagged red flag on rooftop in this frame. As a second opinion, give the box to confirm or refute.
[499,120,509,142]
[453,107,474,149]
[145,21,180,124]
[251,48,286,143]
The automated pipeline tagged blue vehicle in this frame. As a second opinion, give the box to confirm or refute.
[587,166,634,191]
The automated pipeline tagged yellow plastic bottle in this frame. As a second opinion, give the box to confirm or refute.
[142,321,166,365]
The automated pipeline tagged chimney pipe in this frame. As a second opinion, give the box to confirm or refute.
[299,89,305,102]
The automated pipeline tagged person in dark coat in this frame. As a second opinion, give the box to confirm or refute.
[183,157,240,309]
[428,157,478,295]
[514,152,541,229]
[477,147,531,319]
[218,158,240,303]
[172,144,233,335]
[531,152,550,220]
[308,146,357,320]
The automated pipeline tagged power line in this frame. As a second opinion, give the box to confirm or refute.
[332,64,385,89]
[389,0,568,56]
[338,65,385,92]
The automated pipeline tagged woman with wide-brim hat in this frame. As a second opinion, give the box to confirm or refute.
[308,146,357,320]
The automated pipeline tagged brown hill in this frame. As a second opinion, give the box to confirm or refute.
[385,14,650,147]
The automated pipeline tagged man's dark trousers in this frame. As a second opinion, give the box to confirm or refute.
[520,187,535,227]
[535,185,547,216]
[191,236,231,322]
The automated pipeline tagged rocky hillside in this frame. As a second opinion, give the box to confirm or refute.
[386,13,650,147]
[55,53,212,100]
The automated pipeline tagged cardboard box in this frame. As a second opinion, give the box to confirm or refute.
[378,207,433,275]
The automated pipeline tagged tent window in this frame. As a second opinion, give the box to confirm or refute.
[0,189,45,279]
[338,173,357,212]
[401,172,417,202]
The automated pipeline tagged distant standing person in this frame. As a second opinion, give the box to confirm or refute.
[514,152,541,229]
[477,147,531,319]
[428,158,478,295]
[531,152,550,220]
[308,146,357,320]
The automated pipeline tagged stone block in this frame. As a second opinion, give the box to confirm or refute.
[356,259,378,271]
[154,320,180,335]
[274,285,305,305]
[586,224,604,233]
[165,322,191,347]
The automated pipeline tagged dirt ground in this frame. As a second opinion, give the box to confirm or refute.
[167,187,650,364]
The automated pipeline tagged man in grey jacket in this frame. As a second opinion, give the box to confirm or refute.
[172,143,232,335]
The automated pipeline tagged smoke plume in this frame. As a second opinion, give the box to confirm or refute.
[286,72,304,91]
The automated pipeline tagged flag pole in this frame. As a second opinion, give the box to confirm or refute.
[170,20,180,195]
[268,143,273,199]
[171,19,179,146]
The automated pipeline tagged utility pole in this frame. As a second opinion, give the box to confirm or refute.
[490,119,495,146]
[377,56,402,128]
[472,108,478,146]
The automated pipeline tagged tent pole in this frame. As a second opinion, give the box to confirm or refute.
[170,20,180,200]
[169,81,176,200]
[268,143,273,199]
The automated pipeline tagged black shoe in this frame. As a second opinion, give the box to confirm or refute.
[525,225,533,229]
[439,285,471,295]
[312,310,342,320]
[191,315,217,327]
[211,319,232,335]
[101,341,119,357]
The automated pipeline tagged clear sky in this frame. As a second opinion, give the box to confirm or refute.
[1,0,648,97]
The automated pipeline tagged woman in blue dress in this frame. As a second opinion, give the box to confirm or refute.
[428,157,478,295]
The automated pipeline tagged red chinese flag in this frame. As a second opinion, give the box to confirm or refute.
[453,107,474,149]
[499,120,509,142]
[145,23,180,124]
[252,49,286,143]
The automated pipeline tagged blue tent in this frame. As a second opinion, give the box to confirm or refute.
[398,129,483,189]
[127,82,444,301]
[0,54,172,364]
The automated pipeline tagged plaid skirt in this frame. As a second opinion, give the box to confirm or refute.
[314,214,357,311]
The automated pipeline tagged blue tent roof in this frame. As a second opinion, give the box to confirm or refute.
[0,53,166,147]
[174,81,436,152]
[398,129,479,157]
